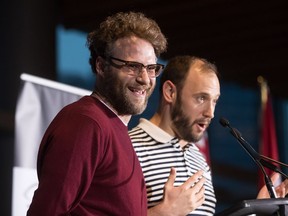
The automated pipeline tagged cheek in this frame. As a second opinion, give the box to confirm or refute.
[182,100,196,112]
[183,102,203,119]
[114,72,131,85]
[150,79,156,88]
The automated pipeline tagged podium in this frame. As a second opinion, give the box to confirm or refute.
[216,198,288,216]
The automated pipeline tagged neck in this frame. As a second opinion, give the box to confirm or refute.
[150,112,188,148]
[150,112,174,136]
[92,91,131,125]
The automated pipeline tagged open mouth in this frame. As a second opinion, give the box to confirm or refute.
[198,123,206,129]
[196,121,210,131]
[129,87,146,97]
[197,123,206,131]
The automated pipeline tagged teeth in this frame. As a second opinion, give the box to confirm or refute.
[133,89,145,94]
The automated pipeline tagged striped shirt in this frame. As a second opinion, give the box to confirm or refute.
[129,118,216,216]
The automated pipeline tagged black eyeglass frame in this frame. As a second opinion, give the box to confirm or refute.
[105,56,164,78]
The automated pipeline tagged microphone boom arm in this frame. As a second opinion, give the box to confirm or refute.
[219,117,279,198]
[230,128,277,198]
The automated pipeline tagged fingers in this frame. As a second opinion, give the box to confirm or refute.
[282,179,288,197]
[283,179,288,191]
[191,175,206,193]
[164,168,206,196]
[270,172,288,198]
[161,168,206,214]
[183,170,205,190]
[270,172,281,186]
[276,178,288,198]
[165,167,177,188]
[195,184,206,202]
[277,184,285,198]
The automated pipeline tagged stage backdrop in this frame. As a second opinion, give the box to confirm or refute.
[13,73,91,216]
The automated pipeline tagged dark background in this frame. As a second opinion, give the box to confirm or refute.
[58,0,288,98]
[1,0,288,215]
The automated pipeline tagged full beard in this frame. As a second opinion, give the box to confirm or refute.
[171,97,203,143]
[100,73,153,116]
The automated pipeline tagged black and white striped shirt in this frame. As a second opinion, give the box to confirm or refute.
[129,118,216,216]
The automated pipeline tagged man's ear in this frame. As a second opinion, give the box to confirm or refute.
[163,80,176,103]
[95,56,105,76]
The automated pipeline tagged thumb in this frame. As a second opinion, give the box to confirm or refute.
[165,167,177,188]
[270,172,281,186]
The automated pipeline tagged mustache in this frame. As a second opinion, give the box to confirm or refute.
[194,118,211,126]
[130,84,152,91]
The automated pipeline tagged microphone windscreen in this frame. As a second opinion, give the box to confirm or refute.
[219,117,229,127]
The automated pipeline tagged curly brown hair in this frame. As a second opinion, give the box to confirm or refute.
[86,11,167,74]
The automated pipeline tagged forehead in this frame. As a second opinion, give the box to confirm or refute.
[111,36,155,59]
[183,61,220,96]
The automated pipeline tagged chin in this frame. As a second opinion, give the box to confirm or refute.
[192,134,203,143]
[134,105,146,115]
[125,104,147,115]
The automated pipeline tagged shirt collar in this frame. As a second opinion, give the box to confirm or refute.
[91,93,128,126]
[137,118,174,143]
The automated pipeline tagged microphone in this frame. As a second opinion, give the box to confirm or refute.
[219,117,277,198]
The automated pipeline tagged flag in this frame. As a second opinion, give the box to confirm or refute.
[195,131,211,166]
[13,73,91,216]
[257,76,280,189]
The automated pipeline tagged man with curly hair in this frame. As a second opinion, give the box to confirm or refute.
[27,11,167,216]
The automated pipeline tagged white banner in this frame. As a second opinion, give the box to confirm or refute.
[13,73,91,216]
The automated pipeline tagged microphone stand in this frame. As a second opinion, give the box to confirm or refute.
[236,132,288,216]
[230,127,277,198]
[219,117,288,216]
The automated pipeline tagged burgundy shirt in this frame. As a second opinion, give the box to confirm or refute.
[27,96,147,215]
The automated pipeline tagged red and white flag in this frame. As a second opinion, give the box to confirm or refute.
[258,77,280,188]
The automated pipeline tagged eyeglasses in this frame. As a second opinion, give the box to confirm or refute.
[106,56,164,78]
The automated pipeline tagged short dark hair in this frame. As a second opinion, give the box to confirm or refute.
[159,55,219,97]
